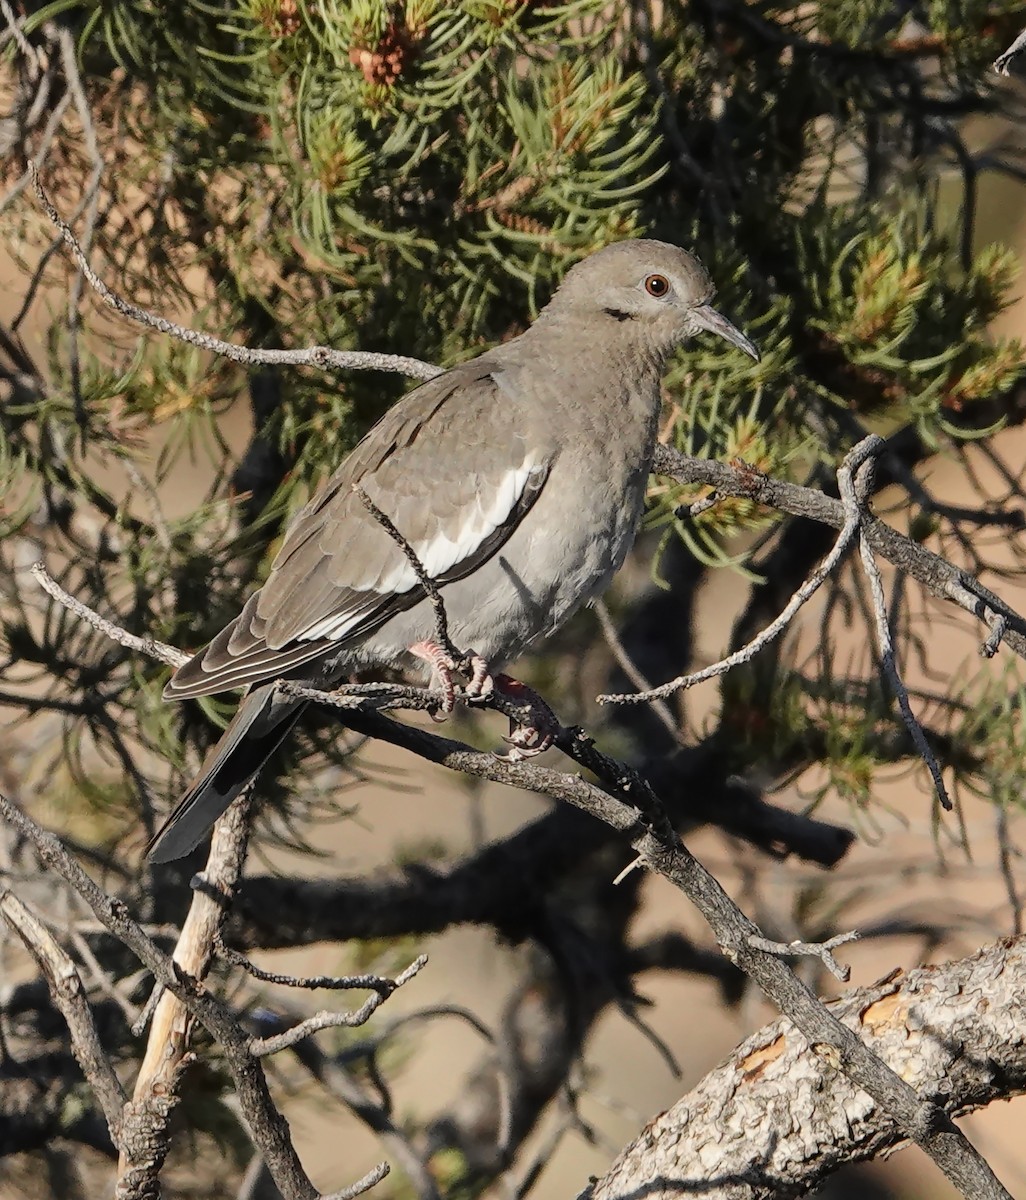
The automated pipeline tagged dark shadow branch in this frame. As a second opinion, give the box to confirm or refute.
[230,770,853,953]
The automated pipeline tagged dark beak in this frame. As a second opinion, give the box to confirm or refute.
[692,304,760,361]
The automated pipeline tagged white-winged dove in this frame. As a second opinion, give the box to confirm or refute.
[147,239,759,862]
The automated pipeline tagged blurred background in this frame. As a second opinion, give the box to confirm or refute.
[4,3,1026,1197]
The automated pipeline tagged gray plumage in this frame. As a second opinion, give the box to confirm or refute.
[147,239,758,863]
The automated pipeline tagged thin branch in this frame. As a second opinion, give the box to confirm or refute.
[30,165,441,383]
[996,803,1023,938]
[56,24,104,432]
[31,561,188,669]
[354,484,462,666]
[248,957,427,1057]
[982,612,1009,659]
[0,92,71,220]
[218,936,423,994]
[0,0,39,65]
[324,1163,390,1200]
[599,436,883,704]
[650,442,1026,661]
[593,599,682,741]
[0,889,126,1144]
[130,980,164,1038]
[746,930,860,984]
[851,476,951,811]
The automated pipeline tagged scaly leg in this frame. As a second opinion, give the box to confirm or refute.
[492,673,559,760]
[408,645,558,755]
[409,640,458,714]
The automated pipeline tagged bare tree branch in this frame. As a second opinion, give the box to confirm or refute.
[651,442,1026,661]
[248,957,427,1057]
[747,930,859,984]
[120,793,253,1194]
[599,436,881,704]
[0,791,388,1200]
[30,165,441,383]
[0,889,126,1145]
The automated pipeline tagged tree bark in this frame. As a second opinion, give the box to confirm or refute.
[592,937,1026,1200]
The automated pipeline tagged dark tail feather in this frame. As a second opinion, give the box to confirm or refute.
[147,684,306,864]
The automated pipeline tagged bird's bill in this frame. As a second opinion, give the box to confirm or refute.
[692,304,760,361]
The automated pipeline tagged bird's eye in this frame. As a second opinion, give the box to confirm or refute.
[644,273,670,298]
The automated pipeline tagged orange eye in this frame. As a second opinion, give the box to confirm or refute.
[644,273,670,297]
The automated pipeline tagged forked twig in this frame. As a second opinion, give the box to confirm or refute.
[249,958,427,1058]
[599,436,885,704]
[747,930,860,984]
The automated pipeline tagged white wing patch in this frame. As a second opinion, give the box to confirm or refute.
[298,459,542,643]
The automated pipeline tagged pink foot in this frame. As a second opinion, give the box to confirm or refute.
[409,643,493,717]
[492,673,559,760]
[409,640,457,715]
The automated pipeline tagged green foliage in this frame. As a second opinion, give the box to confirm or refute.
[9,2,1026,1190]
[5,0,1026,882]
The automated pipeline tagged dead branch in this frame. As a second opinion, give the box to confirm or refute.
[248,957,427,1057]
[651,442,1026,662]
[31,166,441,384]
[120,793,253,1194]
[599,435,882,705]
[0,889,126,1144]
[746,930,860,984]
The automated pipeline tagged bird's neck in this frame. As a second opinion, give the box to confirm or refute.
[501,318,666,469]
[521,313,670,400]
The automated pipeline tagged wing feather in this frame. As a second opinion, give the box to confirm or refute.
[165,364,552,699]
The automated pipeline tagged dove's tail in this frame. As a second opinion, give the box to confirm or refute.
[146,683,305,864]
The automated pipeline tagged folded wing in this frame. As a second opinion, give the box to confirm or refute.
[165,365,551,699]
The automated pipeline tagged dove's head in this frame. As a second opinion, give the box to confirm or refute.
[543,239,760,362]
